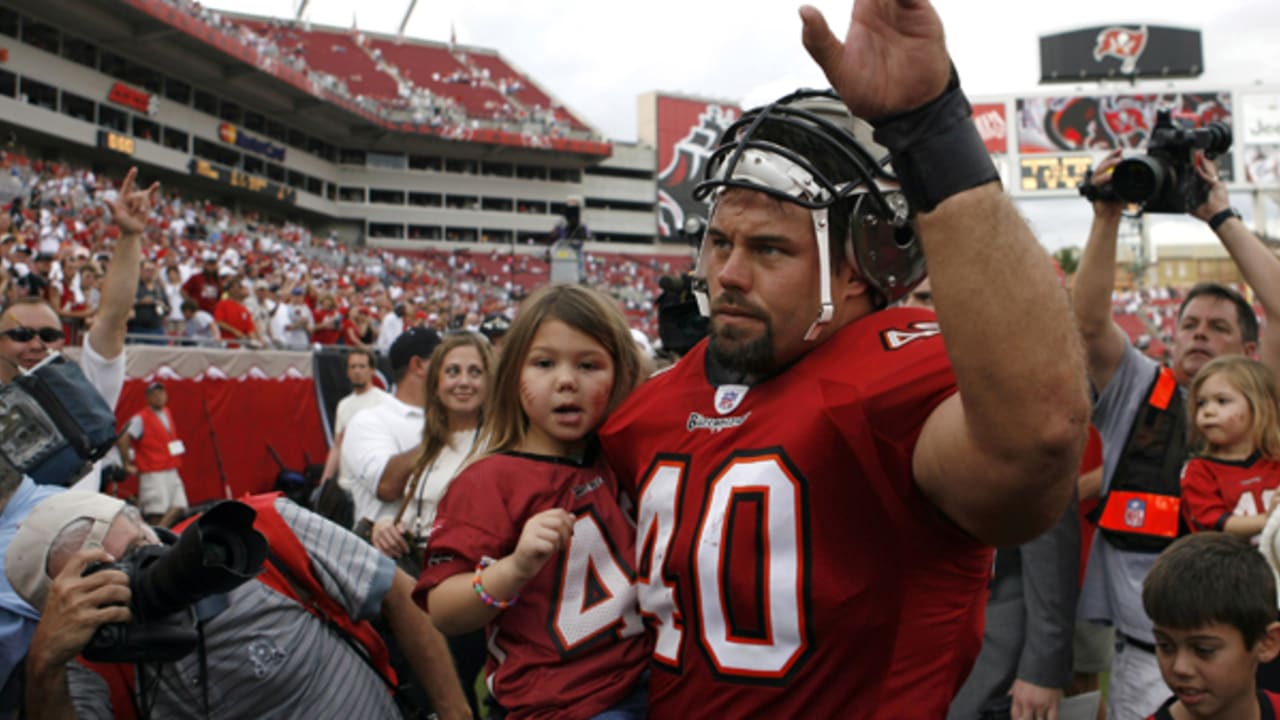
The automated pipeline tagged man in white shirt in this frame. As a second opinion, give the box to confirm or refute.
[374,300,406,356]
[341,327,440,527]
[271,288,312,350]
[322,349,390,490]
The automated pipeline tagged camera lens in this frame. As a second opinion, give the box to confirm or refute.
[1203,122,1232,154]
[1112,156,1166,204]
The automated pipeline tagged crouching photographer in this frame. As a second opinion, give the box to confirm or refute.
[8,492,472,720]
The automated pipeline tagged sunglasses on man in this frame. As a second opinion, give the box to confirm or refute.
[1,326,65,343]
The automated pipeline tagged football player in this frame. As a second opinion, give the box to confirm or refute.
[598,1,1090,716]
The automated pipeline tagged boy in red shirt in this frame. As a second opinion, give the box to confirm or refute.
[1142,533,1280,719]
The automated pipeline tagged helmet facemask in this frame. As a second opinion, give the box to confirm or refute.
[691,90,925,341]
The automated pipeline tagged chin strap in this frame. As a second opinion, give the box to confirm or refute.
[803,207,834,341]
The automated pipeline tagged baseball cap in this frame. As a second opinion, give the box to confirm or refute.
[6,492,128,610]
[201,250,218,262]
[146,381,165,392]
[479,313,511,340]
[389,326,442,372]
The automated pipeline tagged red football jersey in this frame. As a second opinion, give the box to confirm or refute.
[1148,689,1280,719]
[415,451,650,720]
[1181,453,1280,532]
[598,307,992,719]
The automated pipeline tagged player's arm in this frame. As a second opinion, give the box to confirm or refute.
[381,570,472,720]
[1072,150,1130,392]
[93,168,157,360]
[800,3,1088,545]
[910,187,1089,545]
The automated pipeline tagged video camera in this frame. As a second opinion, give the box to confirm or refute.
[82,500,268,663]
[656,273,709,357]
[0,354,119,488]
[1079,109,1232,214]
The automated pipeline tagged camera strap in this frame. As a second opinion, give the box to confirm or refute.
[263,548,399,691]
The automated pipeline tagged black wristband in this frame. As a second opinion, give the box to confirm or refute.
[1207,207,1241,231]
[871,68,1000,213]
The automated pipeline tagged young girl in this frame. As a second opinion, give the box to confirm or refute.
[414,285,650,720]
[1182,355,1280,539]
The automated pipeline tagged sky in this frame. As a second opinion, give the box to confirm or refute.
[201,0,1280,251]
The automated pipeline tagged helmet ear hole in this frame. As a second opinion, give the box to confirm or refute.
[894,226,915,249]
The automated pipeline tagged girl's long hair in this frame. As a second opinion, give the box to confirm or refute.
[1188,355,1280,459]
[410,331,496,479]
[475,285,642,459]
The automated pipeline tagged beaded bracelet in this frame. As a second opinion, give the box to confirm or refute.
[472,556,518,609]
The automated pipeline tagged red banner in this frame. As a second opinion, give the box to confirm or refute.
[114,376,327,504]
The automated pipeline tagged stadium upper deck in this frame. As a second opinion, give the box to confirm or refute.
[0,0,663,247]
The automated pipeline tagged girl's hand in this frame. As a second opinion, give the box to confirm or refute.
[512,509,575,580]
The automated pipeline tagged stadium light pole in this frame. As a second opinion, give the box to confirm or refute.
[398,0,419,38]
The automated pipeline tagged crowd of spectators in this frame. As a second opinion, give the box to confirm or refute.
[159,0,588,141]
[0,148,685,354]
[3,145,1230,363]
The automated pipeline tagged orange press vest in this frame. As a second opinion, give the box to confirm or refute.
[1092,366,1188,553]
[133,408,182,473]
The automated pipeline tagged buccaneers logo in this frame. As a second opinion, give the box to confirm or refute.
[1093,26,1148,75]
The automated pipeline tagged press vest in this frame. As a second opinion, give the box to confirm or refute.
[1093,366,1188,552]
[134,408,181,473]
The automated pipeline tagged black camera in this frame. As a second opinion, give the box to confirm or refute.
[82,501,268,663]
[0,354,119,487]
[656,273,709,357]
[1080,109,1232,214]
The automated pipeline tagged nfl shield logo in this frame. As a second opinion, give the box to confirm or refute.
[1124,498,1146,529]
[713,384,749,415]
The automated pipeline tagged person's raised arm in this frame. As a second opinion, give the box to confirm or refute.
[1191,158,1280,376]
[802,0,1089,545]
[1072,150,1133,392]
[93,168,158,360]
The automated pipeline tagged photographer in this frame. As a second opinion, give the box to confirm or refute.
[8,491,471,720]
[1074,149,1280,719]
[0,168,154,716]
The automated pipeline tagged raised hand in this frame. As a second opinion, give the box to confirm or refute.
[104,167,159,237]
[1089,148,1126,217]
[1191,152,1231,222]
[512,508,574,580]
[799,0,951,121]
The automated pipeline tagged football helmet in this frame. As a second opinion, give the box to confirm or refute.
[692,89,925,340]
